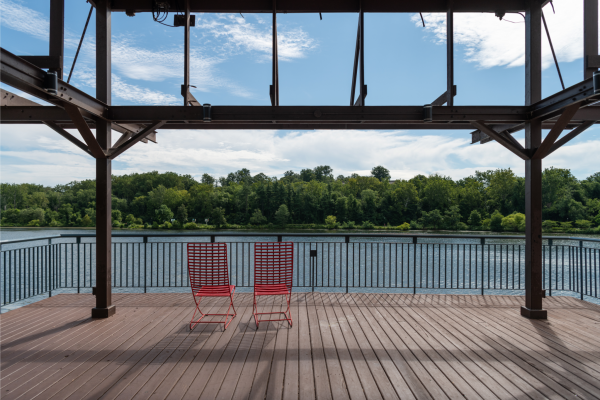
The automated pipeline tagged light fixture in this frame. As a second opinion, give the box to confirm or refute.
[203,104,212,122]
[44,71,58,95]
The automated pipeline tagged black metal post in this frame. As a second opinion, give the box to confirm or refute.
[272,0,279,106]
[92,0,115,318]
[446,10,454,107]
[584,0,599,79]
[49,0,64,79]
[359,4,365,107]
[345,236,350,293]
[183,0,191,106]
[522,0,546,319]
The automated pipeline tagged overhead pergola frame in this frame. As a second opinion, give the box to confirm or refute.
[1,0,598,319]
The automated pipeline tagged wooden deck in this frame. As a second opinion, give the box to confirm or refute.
[1,293,600,400]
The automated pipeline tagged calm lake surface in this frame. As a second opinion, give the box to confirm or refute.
[1,228,599,312]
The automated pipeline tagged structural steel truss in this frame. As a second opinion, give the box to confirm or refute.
[1,0,598,319]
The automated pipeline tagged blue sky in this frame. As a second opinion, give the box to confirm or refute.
[1,0,599,185]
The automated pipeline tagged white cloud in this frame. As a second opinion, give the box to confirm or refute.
[198,14,317,62]
[413,0,589,69]
[1,123,598,185]
[112,75,180,105]
[0,0,49,42]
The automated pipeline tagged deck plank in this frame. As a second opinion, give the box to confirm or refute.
[1,293,600,400]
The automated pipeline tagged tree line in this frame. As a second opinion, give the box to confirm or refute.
[1,166,600,233]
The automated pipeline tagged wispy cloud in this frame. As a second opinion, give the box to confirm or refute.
[412,0,586,69]
[198,14,317,62]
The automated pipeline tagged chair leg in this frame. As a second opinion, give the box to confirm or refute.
[223,291,237,330]
[190,296,206,331]
[253,294,259,329]
[285,293,292,327]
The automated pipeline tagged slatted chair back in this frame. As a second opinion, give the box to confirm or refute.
[187,243,229,293]
[254,242,294,290]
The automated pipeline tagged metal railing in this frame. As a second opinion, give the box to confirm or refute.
[1,233,599,306]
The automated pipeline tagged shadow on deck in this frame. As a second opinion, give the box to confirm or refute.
[1,293,600,399]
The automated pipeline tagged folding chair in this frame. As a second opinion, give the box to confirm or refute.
[187,243,236,330]
[253,242,294,328]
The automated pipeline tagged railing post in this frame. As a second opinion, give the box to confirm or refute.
[481,238,485,295]
[580,240,584,300]
[211,235,216,243]
[77,236,81,293]
[277,235,283,242]
[345,236,350,293]
[143,236,148,294]
[48,239,52,298]
[548,239,552,297]
[412,236,417,295]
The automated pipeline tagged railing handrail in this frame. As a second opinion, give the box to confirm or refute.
[0,235,62,246]
[1,232,599,246]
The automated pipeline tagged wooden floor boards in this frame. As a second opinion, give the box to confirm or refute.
[1,293,600,399]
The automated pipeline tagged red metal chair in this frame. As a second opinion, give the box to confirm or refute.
[253,242,294,328]
[187,243,236,330]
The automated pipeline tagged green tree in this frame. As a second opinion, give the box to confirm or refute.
[274,204,290,226]
[211,207,227,228]
[155,205,174,223]
[421,175,455,213]
[421,209,443,229]
[201,173,215,186]
[249,209,267,225]
[335,197,348,222]
[487,169,517,215]
[125,214,136,225]
[325,215,338,229]
[490,210,504,232]
[468,210,482,228]
[371,166,391,181]
[444,206,461,230]
[176,204,188,223]
[111,209,122,224]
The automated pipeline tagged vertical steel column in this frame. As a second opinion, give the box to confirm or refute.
[446,10,454,107]
[49,0,64,79]
[522,0,546,319]
[92,0,115,319]
[272,0,279,106]
[359,4,365,107]
[183,0,191,106]
[584,0,599,79]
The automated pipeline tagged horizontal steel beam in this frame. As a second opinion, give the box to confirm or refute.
[529,78,599,120]
[1,48,108,119]
[110,0,528,13]
[18,56,62,70]
[108,105,529,123]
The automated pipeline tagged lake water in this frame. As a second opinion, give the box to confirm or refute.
[1,228,599,312]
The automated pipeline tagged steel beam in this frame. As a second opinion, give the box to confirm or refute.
[92,0,115,319]
[43,121,92,156]
[272,0,279,106]
[109,121,166,159]
[183,0,191,106]
[522,0,546,320]
[471,121,529,160]
[350,18,360,106]
[49,0,64,78]
[532,103,581,159]
[109,0,529,13]
[584,0,599,79]
[547,121,596,156]
[0,48,108,118]
[63,104,106,159]
[447,10,454,107]
[18,56,62,71]
[360,6,365,107]
[529,78,597,120]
